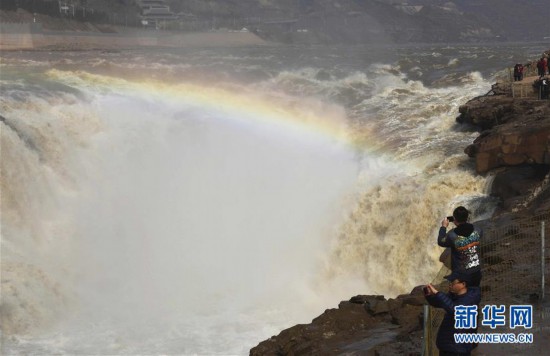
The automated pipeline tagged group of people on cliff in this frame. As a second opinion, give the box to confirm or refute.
[424,206,482,356]
[513,52,549,82]
[514,63,525,81]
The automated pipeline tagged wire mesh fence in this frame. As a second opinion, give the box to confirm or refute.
[423,212,549,356]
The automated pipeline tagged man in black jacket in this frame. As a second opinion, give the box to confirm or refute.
[425,271,481,356]
[438,206,482,287]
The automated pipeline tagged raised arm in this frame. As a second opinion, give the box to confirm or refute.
[438,218,452,247]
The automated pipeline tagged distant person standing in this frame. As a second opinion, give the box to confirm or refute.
[538,54,548,77]
[537,57,546,78]
[541,78,550,100]
[513,63,524,81]
[438,206,482,287]
[424,272,481,356]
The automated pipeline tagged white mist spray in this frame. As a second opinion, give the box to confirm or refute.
[1,77,362,354]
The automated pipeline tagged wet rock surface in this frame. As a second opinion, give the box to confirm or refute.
[250,292,425,355]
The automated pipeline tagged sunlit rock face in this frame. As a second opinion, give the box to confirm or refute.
[459,95,550,174]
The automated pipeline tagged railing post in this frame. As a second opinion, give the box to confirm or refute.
[422,304,429,356]
[509,68,514,97]
[521,84,525,98]
[542,221,546,301]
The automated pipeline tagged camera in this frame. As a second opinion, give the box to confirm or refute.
[423,286,430,295]
[447,216,454,222]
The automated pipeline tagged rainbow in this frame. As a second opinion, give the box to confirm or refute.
[45,69,378,150]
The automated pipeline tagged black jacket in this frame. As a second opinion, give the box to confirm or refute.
[438,223,482,275]
[426,287,481,354]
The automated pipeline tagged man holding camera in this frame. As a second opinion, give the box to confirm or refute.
[424,271,481,356]
[438,206,482,287]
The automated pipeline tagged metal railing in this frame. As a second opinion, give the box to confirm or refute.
[507,61,550,99]
[423,212,549,356]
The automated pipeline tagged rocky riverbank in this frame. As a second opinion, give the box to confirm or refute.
[250,54,550,355]
[4,1,550,46]
[0,9,266,51]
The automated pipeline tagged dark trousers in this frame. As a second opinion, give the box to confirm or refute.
[468,270,482,287]
[542,85,549,99]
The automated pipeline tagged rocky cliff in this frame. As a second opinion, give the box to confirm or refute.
[458,55,550,213]
[250,53,550,356]
[462,97,550,170]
